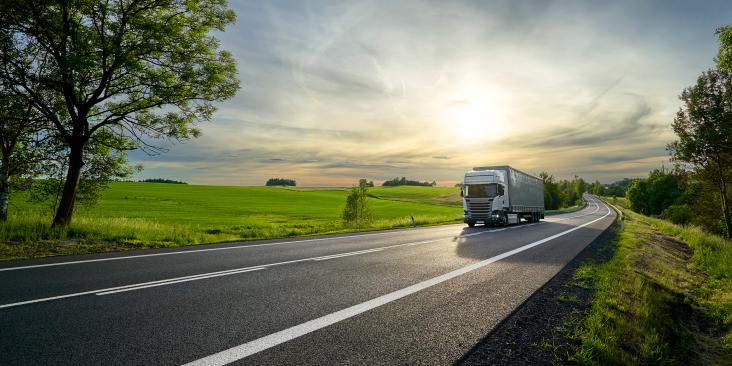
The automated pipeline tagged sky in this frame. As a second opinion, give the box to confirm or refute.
[131,0,732,186]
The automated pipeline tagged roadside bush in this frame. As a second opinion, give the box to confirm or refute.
[661,204,693,225]
[342,183,372,227]
[627,169,689,216]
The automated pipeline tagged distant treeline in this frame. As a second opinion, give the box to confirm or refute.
[626,168,730,236]
[382,177,436,187]
[540,174,630,210]
[266,178,296,186]
[603,178,632,197]
[540,173,588,210]
[140,178,187,184]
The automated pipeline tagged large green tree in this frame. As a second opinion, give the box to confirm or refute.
[539,171,563,210]
[0,85,44,220]
[0,0,239,226]
[668,69,732,237]
[716,26,732,73]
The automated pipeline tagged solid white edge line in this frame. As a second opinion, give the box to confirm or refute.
[0,225,468,272]
[0,201,602,309]
[181,200,613,366]
[0,234,468,308]
[0,199,599,272]
[545,199,600,222]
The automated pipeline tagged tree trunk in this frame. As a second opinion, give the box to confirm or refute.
[0,156,10,221]
[713,155,732,239]
[52,143,84,227]
[720,181,731,239]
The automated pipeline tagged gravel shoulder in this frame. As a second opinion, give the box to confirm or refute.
[457,220,617,365]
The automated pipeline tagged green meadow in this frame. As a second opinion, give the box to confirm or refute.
[1,182,462,261]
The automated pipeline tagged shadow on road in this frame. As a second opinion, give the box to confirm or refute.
[451,216,610,266]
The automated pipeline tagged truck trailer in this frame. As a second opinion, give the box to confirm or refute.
[461,165,544,227]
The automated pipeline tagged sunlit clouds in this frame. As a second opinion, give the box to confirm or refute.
[131,0,732,186]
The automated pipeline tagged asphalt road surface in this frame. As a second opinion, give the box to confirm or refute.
[0,195,614,365]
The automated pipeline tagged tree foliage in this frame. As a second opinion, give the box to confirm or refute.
[539,172,588,210]
[716,26,732,73]
[141,178,187,184]
[0,84,45,220]
[624,168,728,234]
[342,179,372,226]
[27,132,139,213]
[265,178,296,187]
[668,69,732,237]
[626,169,689,216]
[0,0,239,225]
[382,177,435,187]
[604,178,633,197]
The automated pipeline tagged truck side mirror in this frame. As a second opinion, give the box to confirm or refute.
[460,188,464,197]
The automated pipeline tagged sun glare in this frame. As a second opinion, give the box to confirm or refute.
[449,96,503,141]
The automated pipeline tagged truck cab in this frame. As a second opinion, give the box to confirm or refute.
[462,170,511,227]
[462,166,544,227]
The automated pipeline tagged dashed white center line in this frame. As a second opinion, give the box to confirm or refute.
[182,200,613,366]
[0,202,604,310]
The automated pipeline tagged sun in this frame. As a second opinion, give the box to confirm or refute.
[449,97,503,141]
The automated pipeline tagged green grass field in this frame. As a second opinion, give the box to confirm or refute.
[1,183,462,261]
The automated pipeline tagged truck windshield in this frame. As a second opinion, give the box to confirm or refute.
[466,183,504,198]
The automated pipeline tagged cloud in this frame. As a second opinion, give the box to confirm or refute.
[132,0,732,185]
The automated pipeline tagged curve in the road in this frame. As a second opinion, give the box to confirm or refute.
[183,199,611,366]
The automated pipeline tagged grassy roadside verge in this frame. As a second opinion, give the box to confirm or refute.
[0,183,462,262]
[0,214,460,262]
[572,199,732,364]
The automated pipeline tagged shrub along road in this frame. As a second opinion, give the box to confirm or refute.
[0,196,614,365]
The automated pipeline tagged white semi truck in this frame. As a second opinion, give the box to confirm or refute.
[461,165,544,227]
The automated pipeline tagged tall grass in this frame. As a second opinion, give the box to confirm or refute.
[634,212,732,354]
[0,212,461,261]
[573,201,732,364]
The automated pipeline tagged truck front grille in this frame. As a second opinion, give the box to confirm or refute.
[468,201,492,219]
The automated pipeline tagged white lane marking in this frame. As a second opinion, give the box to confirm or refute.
[182,201,613,366]
[0,205,603,309]
[545,199,600,221]
[0,228,507,309]
[312,248,385,261]
[0,266,266,309]
[95,268,266,296]
[0,199,602,273]
[0,225,466,272]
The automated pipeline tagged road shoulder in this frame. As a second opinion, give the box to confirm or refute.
[457,217,617,365]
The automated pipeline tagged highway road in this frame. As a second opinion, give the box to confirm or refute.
[0,195,614,365]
